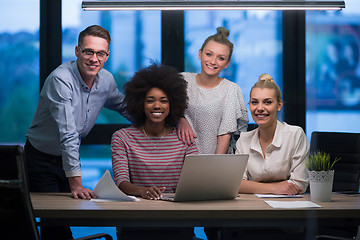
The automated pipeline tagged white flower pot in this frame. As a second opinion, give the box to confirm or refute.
[309,170,334,202]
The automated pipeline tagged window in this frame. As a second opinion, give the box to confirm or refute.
[0,0,40,143]
[306,0,360,136]
[61,3,161,237]
[62,0,161,124]
[184,10,283,122]
[61,0,162,190]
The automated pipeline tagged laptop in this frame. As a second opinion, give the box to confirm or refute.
[160,154,248,202]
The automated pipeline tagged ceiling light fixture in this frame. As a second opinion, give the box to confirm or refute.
[82,1,345,11]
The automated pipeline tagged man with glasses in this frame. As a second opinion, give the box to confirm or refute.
[25,25,127,239]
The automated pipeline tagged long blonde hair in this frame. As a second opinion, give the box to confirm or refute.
[251,73,282,104]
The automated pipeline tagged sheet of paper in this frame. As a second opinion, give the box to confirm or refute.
[265,200,321,208]
[255,194,303,198]
[92,170,139,202]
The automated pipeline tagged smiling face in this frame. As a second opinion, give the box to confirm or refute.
[250,87,283,129]
[75,35,110,84]
[144,87,170,125]
[198,40,230,77]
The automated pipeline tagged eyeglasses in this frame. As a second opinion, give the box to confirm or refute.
[78,46,109,60]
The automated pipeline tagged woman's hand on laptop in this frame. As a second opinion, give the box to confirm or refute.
[142,186,166,200]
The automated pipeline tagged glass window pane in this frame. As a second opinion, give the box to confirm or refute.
[306,0,360,136]
[0,0,40,143]
[62,0,161,125]
[61,1,161,194]
[184,10,283,123]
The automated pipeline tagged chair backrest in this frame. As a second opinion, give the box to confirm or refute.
[310,132,360,192]
[0,145,40,240]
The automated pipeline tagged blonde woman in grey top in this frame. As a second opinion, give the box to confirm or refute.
[178,27,248,154]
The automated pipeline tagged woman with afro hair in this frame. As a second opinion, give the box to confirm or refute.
[111,64,197,239]
[111,63,198,201]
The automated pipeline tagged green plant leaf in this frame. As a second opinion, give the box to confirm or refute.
[306,150,341,171]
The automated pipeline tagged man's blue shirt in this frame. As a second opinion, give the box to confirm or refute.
[26,61,127,177]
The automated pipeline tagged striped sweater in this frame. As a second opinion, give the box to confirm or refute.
[111,126,198,193]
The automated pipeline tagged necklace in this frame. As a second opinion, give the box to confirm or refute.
[142,125,166,148]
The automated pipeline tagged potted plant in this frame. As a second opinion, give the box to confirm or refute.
[306,151,340,202]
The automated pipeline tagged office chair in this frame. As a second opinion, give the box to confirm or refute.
[0,145,112,240]
[315,226,360,240]
[310,132,360,240]
[310,131,360,192]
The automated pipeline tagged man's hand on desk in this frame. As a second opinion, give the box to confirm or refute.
[71,188,96,200]
[69,176,96,200]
